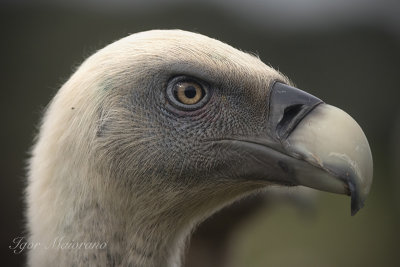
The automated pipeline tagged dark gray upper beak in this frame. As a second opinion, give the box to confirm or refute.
[268,82,373,215]
[268,82,323,141]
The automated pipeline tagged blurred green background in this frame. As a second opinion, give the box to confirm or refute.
[1,0,399,266]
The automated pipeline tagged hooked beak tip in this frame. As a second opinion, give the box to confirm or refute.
[349,181,364,216]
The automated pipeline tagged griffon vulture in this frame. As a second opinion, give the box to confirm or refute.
[26,30,373,267]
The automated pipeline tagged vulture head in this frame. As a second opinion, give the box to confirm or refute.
[27,30,373,267]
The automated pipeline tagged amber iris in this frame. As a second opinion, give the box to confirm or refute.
[174,82,204,105]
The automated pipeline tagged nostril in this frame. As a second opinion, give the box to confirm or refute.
[276,104,305,140]
[268,82,323,141]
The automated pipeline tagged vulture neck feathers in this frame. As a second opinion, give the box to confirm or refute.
[27,134,261,266]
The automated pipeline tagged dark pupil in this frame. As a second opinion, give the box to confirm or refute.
[184,86,197,99]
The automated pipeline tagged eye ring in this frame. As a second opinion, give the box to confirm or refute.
[166,76,211,111]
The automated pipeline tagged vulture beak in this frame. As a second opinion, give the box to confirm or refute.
[226,82,373,215]
[269,82,373,215]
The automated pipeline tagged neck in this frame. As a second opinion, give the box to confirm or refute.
[90,185,195,267]
[27,140,262,267]
[28,170,190,267]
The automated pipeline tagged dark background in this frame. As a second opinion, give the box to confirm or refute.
[1,0,399,266]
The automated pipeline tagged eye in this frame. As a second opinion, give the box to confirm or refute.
[166,76,211,110]
[175,82,203,105]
